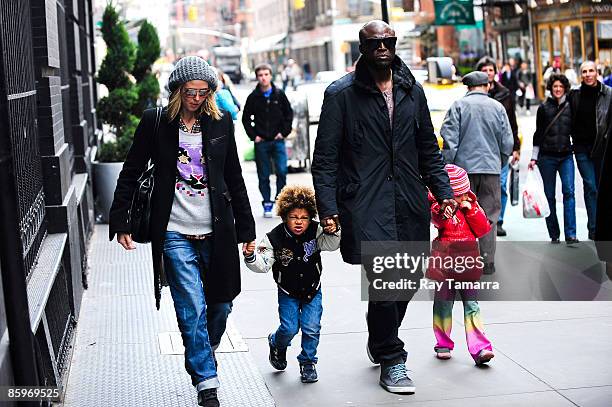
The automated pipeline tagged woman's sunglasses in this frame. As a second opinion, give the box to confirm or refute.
[183,88,211,97]
[362,37,397,52]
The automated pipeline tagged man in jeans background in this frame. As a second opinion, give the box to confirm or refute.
[569,60,612,240]
[242,63,294,217]
[476,57,520,238]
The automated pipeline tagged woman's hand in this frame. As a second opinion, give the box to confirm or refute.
[242,241,256,256]
[117,233,136,250]
[528,159,537,170]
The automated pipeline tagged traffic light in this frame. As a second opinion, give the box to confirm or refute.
[188,5,197,22]
[294,0,305,10]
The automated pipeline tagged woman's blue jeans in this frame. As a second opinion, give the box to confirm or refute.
[270,288,322,364]
[538,154,577,239]
[163,231,233,391]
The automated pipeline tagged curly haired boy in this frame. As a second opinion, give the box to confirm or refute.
[244,185,340,383]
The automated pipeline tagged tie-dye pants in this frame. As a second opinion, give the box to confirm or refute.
[432,284,492,361]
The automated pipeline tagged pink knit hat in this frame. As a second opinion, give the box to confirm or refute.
[445,164,471,196]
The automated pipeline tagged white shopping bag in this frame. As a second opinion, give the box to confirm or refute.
[522,166,551,218]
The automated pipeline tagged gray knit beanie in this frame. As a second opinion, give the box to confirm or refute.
[168,56,218,93]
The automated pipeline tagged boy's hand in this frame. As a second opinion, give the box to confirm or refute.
[242,241,256,256]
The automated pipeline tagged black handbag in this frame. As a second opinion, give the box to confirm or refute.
[129,107,162,243]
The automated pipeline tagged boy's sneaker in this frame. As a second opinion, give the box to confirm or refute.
[197,388,220,407]
[299,363,318,383]
[379,361,415,393]
[263,202,274,218]
[268,334,287,370]
[475,349,494,366]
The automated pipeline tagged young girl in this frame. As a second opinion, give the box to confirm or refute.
[243,185,340,382]
[428,164,494,365]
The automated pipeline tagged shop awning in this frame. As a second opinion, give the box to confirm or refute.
[248,33,287,54]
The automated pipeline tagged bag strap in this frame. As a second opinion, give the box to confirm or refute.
[542,103,568,139]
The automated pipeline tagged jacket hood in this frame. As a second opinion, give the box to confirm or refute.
[353,55,415,93]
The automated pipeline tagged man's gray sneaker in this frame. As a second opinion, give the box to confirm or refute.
[379,362,415,393]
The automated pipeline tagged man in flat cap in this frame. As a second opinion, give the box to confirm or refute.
[440,71,514,274]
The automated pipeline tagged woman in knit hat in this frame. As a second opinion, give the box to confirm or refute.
[427,164,495,365]
[109,56,256,407]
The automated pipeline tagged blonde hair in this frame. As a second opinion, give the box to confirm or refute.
[167,84,222,122]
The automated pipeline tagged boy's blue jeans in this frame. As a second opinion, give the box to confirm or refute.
[163,231,233,391]
[270,288,322,364]
[254,139,288,204]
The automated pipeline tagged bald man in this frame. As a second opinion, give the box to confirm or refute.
[312,20,456,394]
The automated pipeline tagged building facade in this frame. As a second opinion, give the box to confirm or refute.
[0,0,96,401]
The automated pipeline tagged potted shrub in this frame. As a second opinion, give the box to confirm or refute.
[93,4,160,222]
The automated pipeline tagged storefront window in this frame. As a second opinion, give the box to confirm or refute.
[539,27,550,71]
[597,20,612,67]
[506,31,522,61]
[552,26,561,64]
[584,21,595,62]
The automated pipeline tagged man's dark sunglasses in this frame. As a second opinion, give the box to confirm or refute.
[363,37,397,52]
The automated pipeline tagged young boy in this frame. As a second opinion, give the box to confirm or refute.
[243,185,340,383]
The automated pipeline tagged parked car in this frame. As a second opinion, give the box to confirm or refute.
[293,70,345,124]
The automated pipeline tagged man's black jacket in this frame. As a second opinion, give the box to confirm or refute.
[242,83,293,141]
[312,56,454,264]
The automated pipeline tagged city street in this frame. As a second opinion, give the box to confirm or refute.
[61,83,612,406]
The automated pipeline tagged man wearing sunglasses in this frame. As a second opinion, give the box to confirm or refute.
[312,20,456,394]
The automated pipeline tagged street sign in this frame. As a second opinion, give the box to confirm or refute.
[434,0,475,26]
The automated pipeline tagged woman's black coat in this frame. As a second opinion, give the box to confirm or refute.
[596,107,612,262]
[109,108,256,309]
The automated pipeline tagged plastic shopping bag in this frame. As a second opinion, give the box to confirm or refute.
[522,166,550,218]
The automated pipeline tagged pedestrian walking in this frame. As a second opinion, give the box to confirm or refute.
[569,60,612,240]
[518,62,534,113]
[428,164,494,365]
[244,185,340,383]
[529,74,578,244]
[109,56,256,407]
[500,59,519,102]
[242,63,294,217]
[213,68,239,120]
[312,20,457,394]
[440,71,514,275]
[476,56,520,238]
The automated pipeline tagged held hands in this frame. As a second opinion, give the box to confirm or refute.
[274,133,283,140]
[528,159,537,170]
[117,233,136,250]
[439,199,459,219]
[511,150,520,165]
[322,215,339,234]
[242,241,256,257]
[254,136,263,143]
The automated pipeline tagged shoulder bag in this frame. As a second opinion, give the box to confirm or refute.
[129,107,162,243]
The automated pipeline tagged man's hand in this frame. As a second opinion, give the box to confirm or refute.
[511,150,520,164]
[274,133,283,140]
[117,233,136,250]
[321,215,339,234]
[439,199,458,219]
[254,136,263,143]
[242,241,256,256]
[528,159,537,170]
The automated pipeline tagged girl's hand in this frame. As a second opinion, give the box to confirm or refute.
[117,233,136,250]
[460,201,472,210]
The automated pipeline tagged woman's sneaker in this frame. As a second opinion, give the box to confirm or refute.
[198,388,220,407]
[379,361,416,393]
[268,334,287,370]
[299,363,318,383]
[475,349,495,366]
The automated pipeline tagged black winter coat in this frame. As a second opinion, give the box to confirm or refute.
[312,56,454,264]
[595,105,612,261]
[242,84,293,141]
[109,108,256,309]
[533,98,573,155]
